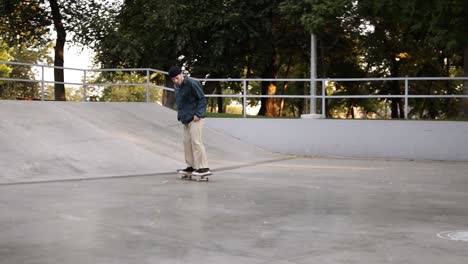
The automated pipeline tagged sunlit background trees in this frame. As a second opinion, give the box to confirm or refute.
[1,0,467,119]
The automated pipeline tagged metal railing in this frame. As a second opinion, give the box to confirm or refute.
[1,60,468,119]
[199,77,468,119]
[0,61,169,103]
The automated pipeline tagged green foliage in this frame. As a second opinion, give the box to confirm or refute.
[89,71,163,103]
[2,0,466,119]
[0,0,120,49]
[0,42,12,78]
[60,0,121,49]
[0,0,51,48]
[94,0,467,119]
[0,41,52,99]
[0,0,121,100]
[354,0,468,118]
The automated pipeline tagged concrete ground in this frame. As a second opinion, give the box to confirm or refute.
[1,101,467,263]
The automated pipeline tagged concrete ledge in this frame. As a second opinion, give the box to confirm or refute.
[206,118,468,161]
[300,113,323,119]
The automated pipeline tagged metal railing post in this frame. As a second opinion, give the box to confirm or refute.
[243,80,247,118]
[83,70,87,102]
[41,65,45,101]
[404,78,409,119]
[310,81,314,114]
[322,80,326,118]
[146,69,150,103]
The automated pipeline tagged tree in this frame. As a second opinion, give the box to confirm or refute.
[356,0,468,118]
[291,0,467,119]
[48,0,66,100]
[95,0,178,107]
[283,0,369,117]
[0,42,12,78]
[0,41,52,100]
[94,0,467,119]
[0,0,51,48]
[97,0,316,116]
[1,0,120,101]
[420,0,468,117]
[96,0,255,111]
[90,71,163,103]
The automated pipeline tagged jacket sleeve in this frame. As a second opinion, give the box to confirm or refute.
[192,79,207,118]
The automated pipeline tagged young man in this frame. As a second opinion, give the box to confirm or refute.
[168,66,211,177]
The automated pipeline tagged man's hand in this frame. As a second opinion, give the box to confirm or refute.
[193,115,201,122]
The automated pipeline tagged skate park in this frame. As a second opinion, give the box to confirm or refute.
[1,100,468,264]
[2,0,468,262]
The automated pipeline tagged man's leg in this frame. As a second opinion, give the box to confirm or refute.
[183,123,194,167]
[189,119,208,169]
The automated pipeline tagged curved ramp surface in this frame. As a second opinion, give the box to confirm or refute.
[0,101,279,183]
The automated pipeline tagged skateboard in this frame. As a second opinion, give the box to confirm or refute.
[178,172,211,182]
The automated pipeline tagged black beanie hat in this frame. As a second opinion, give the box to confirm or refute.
[168,66,182,78]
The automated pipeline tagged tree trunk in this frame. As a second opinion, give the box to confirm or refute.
[399,98,405,118]
[258,82,278,116]
[216,83,224,113]
[389,57,402,118]
[279,81,288,116]
[258,51,279,116]
[390,99,399,119]
[445,57,457,118]
[460,43,468,118]
[202,77,219,113]
[390,98,405,119]
[162,77,176,109]
[279,55,292,116]
[266,82,278,116]
[347,104,355,119]
[49,0,66,101]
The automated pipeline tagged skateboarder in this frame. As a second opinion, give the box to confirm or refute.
[168,66,211,177]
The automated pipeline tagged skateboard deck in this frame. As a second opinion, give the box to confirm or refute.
[178,172,211,182]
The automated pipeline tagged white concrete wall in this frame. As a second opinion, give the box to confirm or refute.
[206,118,468,161]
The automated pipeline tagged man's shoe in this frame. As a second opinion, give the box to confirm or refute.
[192,168,211,176]
[177,167,195,174]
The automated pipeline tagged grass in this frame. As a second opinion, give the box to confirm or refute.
[206,112,299,119]
[206,112,468,121]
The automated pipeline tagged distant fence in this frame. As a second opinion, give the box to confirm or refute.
[1,60,468,119]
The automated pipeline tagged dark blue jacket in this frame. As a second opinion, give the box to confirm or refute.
[174,76,207,124]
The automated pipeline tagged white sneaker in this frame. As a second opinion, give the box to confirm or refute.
[192,168,211,176]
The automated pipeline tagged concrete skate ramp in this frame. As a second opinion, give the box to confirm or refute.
[0,101,279,184]
[2,101,468,264]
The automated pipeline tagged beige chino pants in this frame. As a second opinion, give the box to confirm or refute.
[183,119,208,169]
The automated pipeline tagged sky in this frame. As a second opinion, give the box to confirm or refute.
[42,0,124,84]
[56,45,95,84]
[37,44,94,85]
